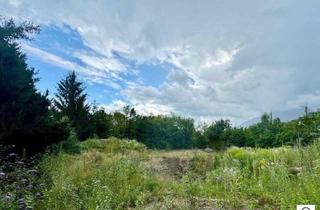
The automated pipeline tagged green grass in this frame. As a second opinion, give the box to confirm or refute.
[33,138,320,209]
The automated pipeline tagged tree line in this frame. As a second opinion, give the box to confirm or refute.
[1,19,320,155]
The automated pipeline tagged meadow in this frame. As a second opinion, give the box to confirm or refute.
[2,138,319,210]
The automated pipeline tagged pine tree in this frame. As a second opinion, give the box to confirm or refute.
[0,18,54,153]
[54,71,91,140]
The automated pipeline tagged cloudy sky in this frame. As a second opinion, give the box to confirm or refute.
[1,0,320,124]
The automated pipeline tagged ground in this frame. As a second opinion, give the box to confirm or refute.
[22,138,320,209]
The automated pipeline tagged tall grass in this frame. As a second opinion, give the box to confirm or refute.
[31,138,320,209]
[182,142,320,209]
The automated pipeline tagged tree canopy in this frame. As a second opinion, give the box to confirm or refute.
[1,18,320,155]
[0,19,49,152]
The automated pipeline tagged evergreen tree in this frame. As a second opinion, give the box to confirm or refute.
[54,71,91,140]
[0,18,56,153]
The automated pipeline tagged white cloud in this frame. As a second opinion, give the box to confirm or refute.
[75,52,126,75]
[22,44,96,76]
[101,100,173,116]
[100,100,127,113]
[2,0,320,123]
[22,44,123,90]
[286,93,320,111]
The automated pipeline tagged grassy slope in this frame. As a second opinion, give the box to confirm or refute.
[35,138,320,210]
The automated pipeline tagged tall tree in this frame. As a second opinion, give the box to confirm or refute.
[91,107,112,138]
[0,18,57,153]
[205,119,231,150]
[54,71,91,140]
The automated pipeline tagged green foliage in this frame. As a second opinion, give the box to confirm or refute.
[187,153,213,178]
[29,138,320,209]
[79,138,146,154]
[205,119,231,150]
[98,106,196,150]
[136,115,194,149]
[182,142,320,209]
[54,130,81,154]
[246,111,320,148]
[79,139,106,152]
[223,127,247,147]
[0,18,68,153]
[91,108,112,139]
[88,108,320,150]
[245,113,283,147]
[36,143,159,210]
[53,71,91,140]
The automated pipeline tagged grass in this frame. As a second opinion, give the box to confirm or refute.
[3,138,320,209]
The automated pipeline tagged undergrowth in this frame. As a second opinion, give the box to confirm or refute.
[2,138,320,209]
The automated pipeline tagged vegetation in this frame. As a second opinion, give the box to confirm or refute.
[0,18,69,154]
[1,138,318,209]
[0,152,46,210]
[1,18,320,209]
[1,18,320,155]
[53,71,91,141]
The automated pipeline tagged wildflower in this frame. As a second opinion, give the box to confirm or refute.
[0,171,5,179]
[223,167,238,176]
[28,169,38,175]
[17,198,26,209]
[3,193,12,202]
[8,153,16,157]
[7,153,17,162]
[35,192,43,198]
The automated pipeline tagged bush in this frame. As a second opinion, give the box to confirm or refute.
[79,139,105,152]
[53,130,81,154]
[79,137,147,154]
[187,153,213,179]
[36,151,160,209]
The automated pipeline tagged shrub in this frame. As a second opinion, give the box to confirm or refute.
[52,130,81,154]
[36,152,160,209]
[79,139,105,152]
[80,137,147,154]
[187,153,213,179]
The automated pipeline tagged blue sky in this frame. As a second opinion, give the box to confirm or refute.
[2,0,320,124]
[26,26,170,105]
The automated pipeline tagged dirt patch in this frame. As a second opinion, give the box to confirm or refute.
[136,197,223,210]
[145,150,211,180]
[145,155,190,180]
[161,157,189,178]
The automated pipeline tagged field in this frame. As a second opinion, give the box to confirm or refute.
[2,138,320,210]
[39,138,320,209]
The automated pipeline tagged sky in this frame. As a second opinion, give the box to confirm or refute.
[1,0,320,125]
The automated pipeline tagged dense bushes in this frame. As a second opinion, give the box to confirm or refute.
[87,108,320,150]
